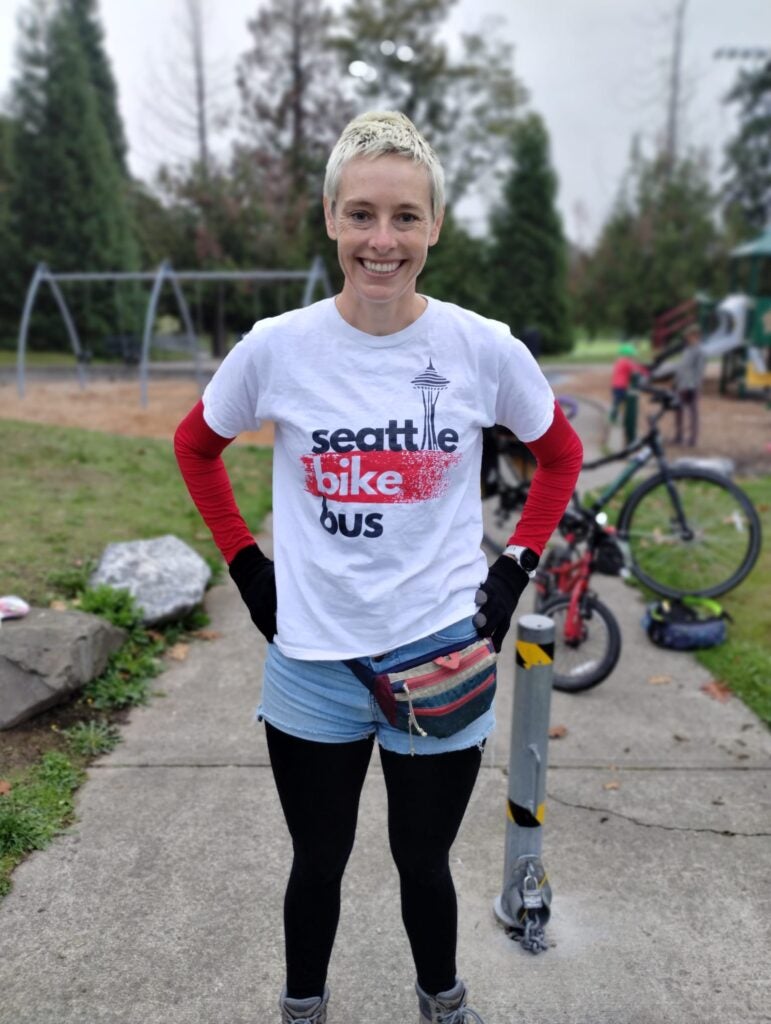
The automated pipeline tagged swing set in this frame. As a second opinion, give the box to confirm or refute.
[16,257,332,406]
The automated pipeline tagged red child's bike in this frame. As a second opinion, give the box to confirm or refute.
[532,502,624,692]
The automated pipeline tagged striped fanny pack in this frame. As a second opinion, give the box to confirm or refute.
[344,637,497,741]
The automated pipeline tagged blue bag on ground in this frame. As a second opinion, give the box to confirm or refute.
[642,597,730,650]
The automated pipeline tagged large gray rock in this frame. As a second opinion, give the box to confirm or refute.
[0,608,126,729]
[89,535,211,626]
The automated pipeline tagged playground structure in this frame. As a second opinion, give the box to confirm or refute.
[16,257,332,407]
[652,229,771,397]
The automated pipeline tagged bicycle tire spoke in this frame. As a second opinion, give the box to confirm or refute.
[625,474,755,596]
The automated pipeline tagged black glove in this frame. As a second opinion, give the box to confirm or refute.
[473,555,530,653]
[228,544,277,644]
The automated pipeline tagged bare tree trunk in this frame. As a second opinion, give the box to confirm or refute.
[186,0,210,179]
[290,0,305,198]
[664,0,688,171]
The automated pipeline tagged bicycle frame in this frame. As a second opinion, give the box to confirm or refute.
[537,545,594,643]
[579,400,693,539]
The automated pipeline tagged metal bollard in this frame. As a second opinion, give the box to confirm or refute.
[493,613,555,954]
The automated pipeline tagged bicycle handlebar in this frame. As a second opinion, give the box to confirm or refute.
[637,381,681,409]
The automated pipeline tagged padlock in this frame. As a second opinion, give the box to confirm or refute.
[521,870,543,910]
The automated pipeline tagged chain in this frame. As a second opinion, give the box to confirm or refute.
[512,912,549,955]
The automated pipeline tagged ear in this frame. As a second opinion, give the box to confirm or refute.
[428,207,445,247]
[323,197,337,241]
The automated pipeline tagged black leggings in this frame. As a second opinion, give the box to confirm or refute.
[265,722,482,999]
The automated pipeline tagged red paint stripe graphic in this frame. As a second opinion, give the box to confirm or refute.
[302,450,462,504]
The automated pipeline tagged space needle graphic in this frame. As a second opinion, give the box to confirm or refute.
[411,360,450,449]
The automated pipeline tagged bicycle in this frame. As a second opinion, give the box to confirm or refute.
[482,384,762,691]
[581,382,761,599]
[485,383,762,599]
[533,506,624,692]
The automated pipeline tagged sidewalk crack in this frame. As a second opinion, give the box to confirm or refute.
[548,792,771,838]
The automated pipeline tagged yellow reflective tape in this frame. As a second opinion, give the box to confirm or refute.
[506,799,546,827]
[515,640,553,668]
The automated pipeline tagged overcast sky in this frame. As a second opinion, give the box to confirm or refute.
[0,0,769,245]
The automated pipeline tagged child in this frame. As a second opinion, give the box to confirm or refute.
[672,323,706,446]
[610,342,645,424]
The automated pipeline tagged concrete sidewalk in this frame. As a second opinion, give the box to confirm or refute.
[1,400,769,1024]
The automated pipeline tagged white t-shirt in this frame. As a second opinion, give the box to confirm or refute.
[203,296,554,660]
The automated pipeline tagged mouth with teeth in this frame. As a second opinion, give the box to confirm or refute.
[360,258,403,275]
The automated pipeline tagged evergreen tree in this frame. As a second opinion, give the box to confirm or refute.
[723,58,771,237]
[418,208,493,316]
[577,147,723,337]
[10,0,140,349]
[65,0,128,174]
[488,113,571,354]
[0,116,20,345]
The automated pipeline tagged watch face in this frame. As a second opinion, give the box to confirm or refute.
[520,548,540,572]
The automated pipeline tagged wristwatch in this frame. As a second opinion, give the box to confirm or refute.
[502,544,539,578]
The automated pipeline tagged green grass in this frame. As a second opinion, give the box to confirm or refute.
[693,476,771,723]
[630,474,771,723]
[0,587,212,897]
[0,349,79,367]
[0,753,85,893]
[542,336,652,366]
[598,474,770,723]
[0,421,273,898]
[0,419,273,604]
[0,347,207,369]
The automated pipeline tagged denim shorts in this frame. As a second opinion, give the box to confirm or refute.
[257,616,496,756]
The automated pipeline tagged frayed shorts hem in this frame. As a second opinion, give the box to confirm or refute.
[256,707,495,756]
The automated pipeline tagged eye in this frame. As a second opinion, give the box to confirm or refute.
[350,210,370,222]
[397,212,419,224]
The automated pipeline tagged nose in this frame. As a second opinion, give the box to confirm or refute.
[369,216,397,253]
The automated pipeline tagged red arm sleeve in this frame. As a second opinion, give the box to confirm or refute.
[507,401,583,555]
[173,400,258,564]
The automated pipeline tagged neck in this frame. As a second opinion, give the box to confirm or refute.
[334,288,427,336]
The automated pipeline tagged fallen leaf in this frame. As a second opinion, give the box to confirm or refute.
[49,599,68,611]
[549,724,568,739]
[148,630,165,643]
[0,780,12,797]
[700,681,733,703]
[193,629,222,641]
[168,643,189,661]
[648,674,671,685]
[603,781,621,791]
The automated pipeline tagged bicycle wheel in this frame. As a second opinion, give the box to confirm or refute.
[556,394,579,421]
[618,468,762,598]
[539,593,621,692]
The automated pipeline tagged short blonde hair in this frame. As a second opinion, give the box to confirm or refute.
[324,110,445,220]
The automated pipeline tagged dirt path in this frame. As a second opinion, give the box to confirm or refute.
[2,367,768,472]
[0,377,274,446]
[559,365,770,475]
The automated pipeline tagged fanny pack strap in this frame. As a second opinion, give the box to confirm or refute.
[343,658,398,725]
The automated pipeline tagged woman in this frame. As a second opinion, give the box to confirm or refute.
[174,111,583,1024]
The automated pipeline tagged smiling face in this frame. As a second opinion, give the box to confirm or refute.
[323,154,444,334]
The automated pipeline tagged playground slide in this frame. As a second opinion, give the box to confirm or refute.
[699,294,750,359]
[652,293,750,379]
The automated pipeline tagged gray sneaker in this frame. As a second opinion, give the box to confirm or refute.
[279,985,330,1023]
[416,979,486,1023]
